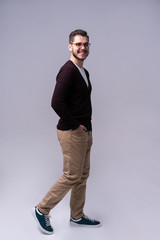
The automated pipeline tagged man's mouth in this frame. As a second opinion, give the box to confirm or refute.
[78,51,88,54]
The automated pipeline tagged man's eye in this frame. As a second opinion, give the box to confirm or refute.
[84,43,89,47]
[76,43,82,47]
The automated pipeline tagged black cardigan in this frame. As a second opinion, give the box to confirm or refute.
[51,60,92,130]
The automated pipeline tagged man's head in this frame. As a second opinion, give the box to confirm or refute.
[68,29,90,65]
[69,29,89,44]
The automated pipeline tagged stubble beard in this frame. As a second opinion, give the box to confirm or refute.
[72,50,89,62]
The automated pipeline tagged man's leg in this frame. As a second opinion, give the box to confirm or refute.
[69,131,101,227]
[37,129,88,215]
[70,131,92,220]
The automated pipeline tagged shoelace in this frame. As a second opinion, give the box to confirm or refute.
[44,215,51,227]
[84,215,95,222]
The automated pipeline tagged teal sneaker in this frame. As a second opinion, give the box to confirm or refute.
[32,206,54,234]
[70,215,101,228]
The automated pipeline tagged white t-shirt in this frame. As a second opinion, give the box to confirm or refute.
[74,64,89,87]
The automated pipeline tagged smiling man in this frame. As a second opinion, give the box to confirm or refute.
[32,29,101,235]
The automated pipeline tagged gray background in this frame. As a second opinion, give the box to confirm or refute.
[1,0,160,239]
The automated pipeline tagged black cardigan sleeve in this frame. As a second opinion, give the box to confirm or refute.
[51,66,80,130]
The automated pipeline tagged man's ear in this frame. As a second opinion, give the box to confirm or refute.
[68,43,72,52]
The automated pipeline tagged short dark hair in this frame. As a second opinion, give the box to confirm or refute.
[69,29,89,43]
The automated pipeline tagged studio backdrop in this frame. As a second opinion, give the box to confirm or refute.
[1,1,160,240]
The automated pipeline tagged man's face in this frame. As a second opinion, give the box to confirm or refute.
[69,35,90,62]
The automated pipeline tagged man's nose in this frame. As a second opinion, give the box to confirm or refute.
[81,44,85,49]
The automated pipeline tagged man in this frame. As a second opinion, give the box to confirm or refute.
[32,29,101,235]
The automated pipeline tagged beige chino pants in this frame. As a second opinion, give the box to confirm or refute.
[38,129,92,220]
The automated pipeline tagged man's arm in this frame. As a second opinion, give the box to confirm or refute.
[51,68,80,130]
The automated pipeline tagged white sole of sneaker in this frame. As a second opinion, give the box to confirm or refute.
[31,208,54,235]
[70,221,102,228]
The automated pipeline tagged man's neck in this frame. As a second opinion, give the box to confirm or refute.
[70,56,84,68]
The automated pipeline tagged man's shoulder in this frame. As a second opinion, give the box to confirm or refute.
[60,60,77,72]
[56,60,78,82]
